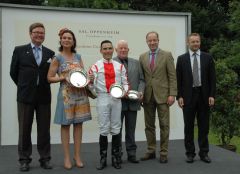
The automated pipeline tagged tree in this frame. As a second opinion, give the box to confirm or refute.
[47,0,94,8]
[210,0,240,147]
[211,59,240,146]
[0,0,44,5]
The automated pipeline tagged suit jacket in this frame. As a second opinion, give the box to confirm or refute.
[176,51,216,105]
[139,49,177,104]
[113,57,145,111]
[10,43,55,104]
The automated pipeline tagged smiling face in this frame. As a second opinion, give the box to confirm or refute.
[60,32,74,49]
[100,42,114,60]
[30,27,45,46]
[146,32,159,52]
[115,40,129,60]
[188,34,201,52]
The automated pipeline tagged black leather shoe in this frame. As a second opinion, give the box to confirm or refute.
[159,155,168,163]
[128,156,139,163]
[20,163,30,172]
[186,155,194,163]
[140,153,156,161]
[200,155,211,163]
[40,161,53,169]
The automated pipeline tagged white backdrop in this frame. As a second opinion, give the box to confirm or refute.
[0,4,190,145]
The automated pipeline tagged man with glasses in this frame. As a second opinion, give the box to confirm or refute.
[89,40,129,170]
[10,22,55,172]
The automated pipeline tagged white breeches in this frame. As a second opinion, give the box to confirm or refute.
[96,94,122,136]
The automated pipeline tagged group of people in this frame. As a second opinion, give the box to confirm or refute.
[10,22,216,172]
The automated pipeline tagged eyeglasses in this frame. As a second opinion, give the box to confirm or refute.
[32,31,45,35]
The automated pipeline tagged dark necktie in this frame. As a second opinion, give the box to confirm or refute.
[121,59,128,70]
[150,52,155,71]
[193,52,200,87]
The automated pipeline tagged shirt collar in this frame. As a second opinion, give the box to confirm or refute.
[117,56,128,62]
[189,49,200,57]
[149,48,159,55]
[102,58,113,63]
[31,43,42,50]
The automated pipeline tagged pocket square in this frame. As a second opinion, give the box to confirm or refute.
[47,58,52,63]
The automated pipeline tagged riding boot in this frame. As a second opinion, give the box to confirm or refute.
[112,134,122,169]
[96,135,108,170]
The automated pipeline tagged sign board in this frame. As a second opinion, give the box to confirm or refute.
[0,3,191,145]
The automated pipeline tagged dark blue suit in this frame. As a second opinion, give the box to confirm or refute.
[176,51,216,157]
[10,43,54,164]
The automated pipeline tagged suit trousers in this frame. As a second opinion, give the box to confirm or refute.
[17,101,51,164]
[120,110,137,157]
[143,93,170,156]
[183,87,210,157]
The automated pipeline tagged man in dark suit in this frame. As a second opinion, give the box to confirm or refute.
[139,31,177,163]
[176,33,216,163]
[113,40,145,163]
[10,23,55,172]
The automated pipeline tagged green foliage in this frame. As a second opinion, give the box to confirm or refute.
[210,36,235,62]
[228,0,240,37]
[226,44,240,74]
[209,0,240,146]
[0,0,44,5]
[47,0,94,8]
[91,0,122,9]
[211,59,240,145]
[46,0,128,9]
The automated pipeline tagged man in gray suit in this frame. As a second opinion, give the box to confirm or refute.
[113,40,145,163]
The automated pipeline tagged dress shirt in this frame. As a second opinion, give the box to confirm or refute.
[189,49,201,86]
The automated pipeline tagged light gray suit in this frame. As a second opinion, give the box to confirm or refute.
[113,56,145,157]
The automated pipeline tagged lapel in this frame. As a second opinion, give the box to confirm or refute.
[113,57,120,64]
[153,49,162,72]
[143,51,151,73]
[40,46,45,66]
[200,52,204,80]
[27,44,39,66]
[186,52,192,76]
[114,56,128,71]
[40,45,50,67]
[127,58,133,72]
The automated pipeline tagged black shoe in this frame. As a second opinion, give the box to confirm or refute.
[186,155,194,163]
[40,161,53,169]
[20,163,30,172]
[200,155,211,163]
[159,155,168,163]
[112,156,121,169]
[96,159,107,170]
[128,156,139,163]
[140,153,156,161]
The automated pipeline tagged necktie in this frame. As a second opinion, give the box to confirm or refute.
[150,52,155,71]
[34,46,41,66]
[121,59,128,71]
[123,60,128,70]
[193,53,200,87]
